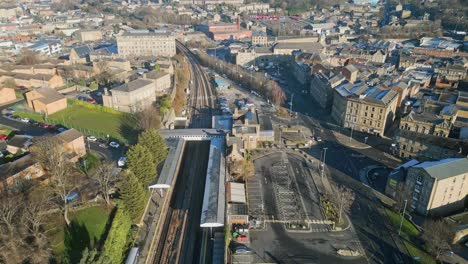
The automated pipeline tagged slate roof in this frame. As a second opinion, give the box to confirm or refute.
[413,158,468,180]
[32,87,65,104]
[72,46,92,58]
[112,79,153,93]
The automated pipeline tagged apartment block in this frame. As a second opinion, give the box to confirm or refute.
[331,83,398,137]
[102,79,156,113]
[309,72,346,109]
[402,158,468,216]
[400,111,451,137]
[117,32,176,58]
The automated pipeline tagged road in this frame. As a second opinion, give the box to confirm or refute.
[270,67,408,263]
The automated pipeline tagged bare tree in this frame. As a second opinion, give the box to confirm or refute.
[90,162,116,206]
[31,136,75,226]
[336,186,355,224]
[135,106,161,130]
[422,219,456,260]
[18,52,40,65]
[229,160,255,182]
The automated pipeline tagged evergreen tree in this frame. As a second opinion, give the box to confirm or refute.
[138,129,168,166]
[126,144,156,187]
[102,208,132,264]
[79,248,111,264]
[119,172,147,222]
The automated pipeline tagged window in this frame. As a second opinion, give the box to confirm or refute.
[363,120,366,124]
[371,114,374,118]
[372,107,375,112]
[380,109,383,114]
[365,112,368,117]
[366,106,369,110]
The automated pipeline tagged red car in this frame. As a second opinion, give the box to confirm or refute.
[0,134,7,141]
[86,98,96,104]
[47,124,57,131]
[38,122,49,128]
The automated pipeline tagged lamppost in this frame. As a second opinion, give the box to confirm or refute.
[321,147,328,180]
[349,123,355,143]
[398,199,408,235]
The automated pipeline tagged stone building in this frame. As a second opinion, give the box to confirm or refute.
[400,111,451,137]
[102,79,156,113]
[25,87,67,115]
[309,71,346,109]
[117,32,176,58]
[401,158,468,216]
[0,87,16,105]
[331,83,399,136]
[394,129,468,160]
[76,29,103,42]
[251,31,268,46]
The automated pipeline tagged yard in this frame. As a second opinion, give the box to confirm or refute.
[384,208,435,264]
[47,206,113,263]
[14,100,137,144]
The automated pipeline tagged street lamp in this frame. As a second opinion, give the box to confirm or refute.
[398,199,408,235]
[321,147,328,180]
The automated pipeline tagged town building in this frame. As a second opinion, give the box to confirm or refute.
[76,29,103,42]
[0,87,16,105]
[117,32,176,58]
[25,87,67,115]
[399,158,468,216]
[143,70,172,94]
[0,72,64,89]
[102,79,156,113]
[394,129,468,160]
[6,135,32,154]
[69,46,92,64]
[435,64,467,82]
[56,129,86,161]
[292,62,311,85]
[251,31,268,46]
[0,154,45,193]
[331,83,399,136]
[28,40,62,56]
[198,20,252,41]
[400,111,451,137]
[309,71,346,109]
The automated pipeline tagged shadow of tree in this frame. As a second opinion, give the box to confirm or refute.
[119,113,138,145]
[64,221,91,264]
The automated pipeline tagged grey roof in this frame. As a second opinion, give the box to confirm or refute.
[150,138,185,189]
[274,42,323,53]
[72,46,92,58]
[200,137,226,227]
[32,87,65,104]
[57,129,83,143]
[112,79,153,93]
[145,70,169,80]
[413,158,468,180]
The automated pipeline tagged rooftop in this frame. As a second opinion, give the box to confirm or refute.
[112,79,154,93]
[30,87,65,105]
[413,158,468,180]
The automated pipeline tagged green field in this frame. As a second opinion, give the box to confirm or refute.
[47,206,112,263]
[15,100,137,144]
[384,208,435,263]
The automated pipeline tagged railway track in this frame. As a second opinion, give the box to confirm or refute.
[151,42,214,264]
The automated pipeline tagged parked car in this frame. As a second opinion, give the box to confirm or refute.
[118,157,127,167]
[109,142,120,148]
[86,98,96,104]
[47,124,56,131]
[29,119,38,126]
[231,245,252,254]
[315,136,322,142]
[6,107,15,113]
[3,113,12,118]
[38,122,49,128]
[11,115,20,120]
[0,134,7,141]
[21,117,30,123]
[87,136,97,142]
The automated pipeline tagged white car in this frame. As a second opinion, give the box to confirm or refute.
[21,117,30,123]
[118,157,127,167]
[87,136,97,142]
[315,136,322,142]
[109,142,120,148]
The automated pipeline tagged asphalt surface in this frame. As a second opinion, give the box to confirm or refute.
[268,67,408,263]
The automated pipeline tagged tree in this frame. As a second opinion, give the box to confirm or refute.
[268,81,286,106]
[229,160,255,182]
[422,219,456,260]
[126,144,156,187]
[102,208,132,263]
[80,248,111,264]
[89,82,98,90]
[135,106,161,130]
[90,162,116,206]
[119,172,147,222]
[18,52,40,65]
[31,136,75,226]
[138,129,168,166]
[154,64,161,71]
[336,186,355,224]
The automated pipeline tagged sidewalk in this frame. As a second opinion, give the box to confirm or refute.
[332,131,371,149]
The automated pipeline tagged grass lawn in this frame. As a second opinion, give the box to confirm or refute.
[15,102,136,144]
[384,208,435,263]
[0,124,14,137]
[46,206,112,263]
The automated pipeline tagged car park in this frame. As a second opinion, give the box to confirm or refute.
[109,142,120,148]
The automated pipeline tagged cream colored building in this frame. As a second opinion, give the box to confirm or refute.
[400,111,451,138]
[76,29,103,42]
[117,32,176,58]
[143,71,172,93]
[0,87,16,105]
[56,129,86,161]
[402,158,468,216]
[331,83,399,137]
[25,87,67,115]
[102,79,156,113]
